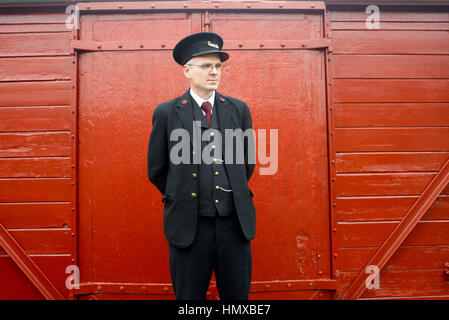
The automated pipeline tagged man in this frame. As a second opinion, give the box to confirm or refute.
[147,32,256,300]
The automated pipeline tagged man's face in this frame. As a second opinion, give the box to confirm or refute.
[183,53,222,94]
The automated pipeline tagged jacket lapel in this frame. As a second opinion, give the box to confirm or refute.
[175,90,195,145]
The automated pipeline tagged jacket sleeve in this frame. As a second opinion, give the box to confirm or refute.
[147,105,169,195]
[242,102,256,181]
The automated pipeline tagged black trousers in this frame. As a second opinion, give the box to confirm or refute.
[168,213,252,300]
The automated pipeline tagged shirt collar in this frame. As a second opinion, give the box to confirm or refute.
[190,88,215,109]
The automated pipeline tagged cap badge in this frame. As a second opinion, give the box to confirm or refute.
[207,41,219,49]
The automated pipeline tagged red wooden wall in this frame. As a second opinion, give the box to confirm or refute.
[327,5,449,299]
[0,7,74,299]
[0,2,448,300]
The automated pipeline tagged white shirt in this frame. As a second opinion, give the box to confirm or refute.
[190,88,215,116]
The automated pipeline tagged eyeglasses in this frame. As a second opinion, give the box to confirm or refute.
[186,63,224,72]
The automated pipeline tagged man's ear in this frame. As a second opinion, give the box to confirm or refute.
[182,65,191,79]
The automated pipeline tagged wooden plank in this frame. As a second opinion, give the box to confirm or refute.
[0,132,72,157]
[339,245,449,272]
[0,106,72,131]
[0,255,71,299]
[332,56,449,79]
[0,57,72,82]
[337,220,449,247]
[0,81,72,107]
[339,269,449,298]
[336,172,438,196]
[334,79,449,103]
[332,30,449,54]
[0,202,71,229]
[0,178,72,202]
[0,229,72,255]
[0,157,72,178]
[334,103,449,127]
[336,195,449,221]
[0,33,71,57]
[335,128,449,152]
[329,9,449,22]
[0,24,69,33]
[0,11,68,24]
[331,21,449,31]
[336,152,449,173]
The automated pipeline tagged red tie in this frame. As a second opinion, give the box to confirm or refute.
[201,101,212,127]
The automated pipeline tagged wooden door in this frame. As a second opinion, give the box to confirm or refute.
[76,4,333,299]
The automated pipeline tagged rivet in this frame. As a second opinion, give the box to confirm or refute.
[151,5,155,9]
[97,286,102,292]
[317,254,322,258]
[183,4,188,8]
[247,4,251,8]
[86,6,90,10]
[330,132,334,136]
[238,44,243,48]
[164,286,168,292]
[72,60,75,64]
[265,284,270,289]
[302,43,306,47]
[161,44,166,48]
[280,44,285,48]
[141,286,146,292]
[71,233,74,237]
[72,165,75,168]
[140,44,144,48]
[334,253,338,257]
[279,4,283,8]
[309,282,313,287]
[118,44,122,49]
[71,135,75,139]
[331,160,335,165]
[332,203,336,207]
[97,45,101,49]
[120,286,124,292]
[333,228,337,232]
[332,178,335,182]
[214,4,219,8]
[118,5,123,9]
[311,4,315,8]
[287,283,292,288]
[318,270,323,275]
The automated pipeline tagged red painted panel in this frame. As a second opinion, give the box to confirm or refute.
[0,32,71,57]
[336,195,449,221]
[334,79,449,103]
[0,202,72,229]
[0,158,72,178]
[0,229,72,255]
[0,57,72,82]
[335,128,449,152]
[333,56,449,79]
[0,132,72,157]
[0,106,72,131]
[337,221,449,247]
[0,178,72,202]
[339,269,449,299]
[332,30,449,54]
[336,152,449,173]
[339,246,449,272]
[0,81,72,107]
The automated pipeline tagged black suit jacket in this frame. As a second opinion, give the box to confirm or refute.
[147,90,256,248]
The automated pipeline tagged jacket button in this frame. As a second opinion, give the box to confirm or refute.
[191,193,197,198]
[214,171,219,176]
[215,185,219,190]
[192,173,197,178]
[210,132,215,136]
[215,199,219,204]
